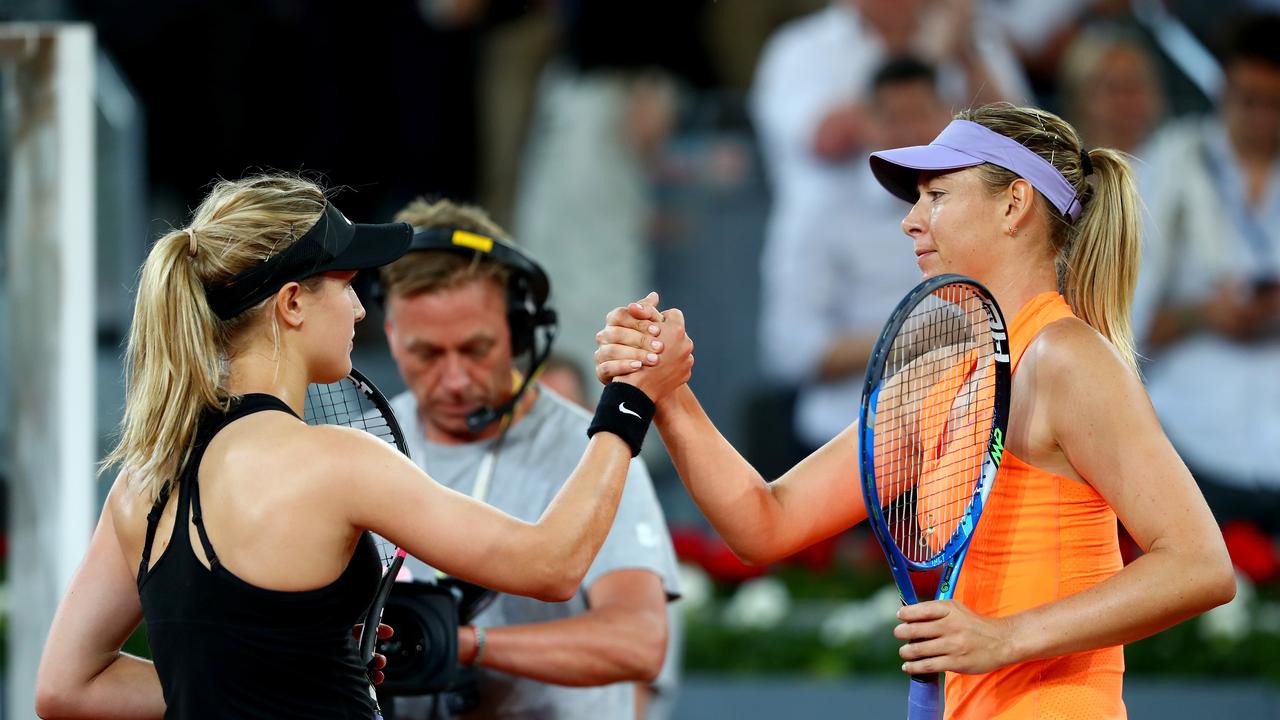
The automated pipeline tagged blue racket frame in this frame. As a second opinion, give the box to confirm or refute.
[857,274,1011,720]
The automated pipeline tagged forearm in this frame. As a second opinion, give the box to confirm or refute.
[1006,545,1235,664]
[654,386,785,564]
[1146,304,1204,349]
[462,608,667,686]
[816,334,877,381]
[37,653,164,720]
[520,434,634,599]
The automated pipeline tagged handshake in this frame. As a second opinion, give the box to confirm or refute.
[376,577,496,704]
[593,291,695,403]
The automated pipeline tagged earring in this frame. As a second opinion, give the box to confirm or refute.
[1007,226,1018,237]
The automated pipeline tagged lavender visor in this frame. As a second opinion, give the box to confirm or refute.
[869,119,1084,221]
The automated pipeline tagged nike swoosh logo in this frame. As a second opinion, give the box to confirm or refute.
[618,402,641,419]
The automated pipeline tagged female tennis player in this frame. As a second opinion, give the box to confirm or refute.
[596,104,1235,718]
[35,175,687,719]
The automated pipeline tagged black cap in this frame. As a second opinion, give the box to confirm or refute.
[205,202,412,319]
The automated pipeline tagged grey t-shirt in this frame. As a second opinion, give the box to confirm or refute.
[389,386,681,720]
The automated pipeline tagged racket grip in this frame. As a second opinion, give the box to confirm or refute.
[360,553,406,665]
[907,673,941,720]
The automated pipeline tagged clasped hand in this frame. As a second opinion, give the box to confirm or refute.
[594,292,694,400]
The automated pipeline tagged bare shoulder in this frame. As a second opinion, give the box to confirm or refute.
[107,469,148,534]
[272,422,416,495]
[1022,317,1150,439]
[105,468,157,563]
[1023,317,1138,390]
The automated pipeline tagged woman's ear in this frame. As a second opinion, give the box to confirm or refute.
[1002,178,1036,236]
[274,282,307,329]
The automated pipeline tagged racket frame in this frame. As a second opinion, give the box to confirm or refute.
[305,368,413,667]
[857,274,1011,719]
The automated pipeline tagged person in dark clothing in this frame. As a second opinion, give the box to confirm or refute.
[34,174,689,719]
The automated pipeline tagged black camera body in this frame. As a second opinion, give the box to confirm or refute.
[376,582,462,695]
[375,578,498,711]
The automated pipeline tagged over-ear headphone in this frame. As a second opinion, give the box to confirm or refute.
[383,225,559,432]
[402,226,557,356]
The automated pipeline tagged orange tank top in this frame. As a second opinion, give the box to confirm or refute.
[943,292,1126,720]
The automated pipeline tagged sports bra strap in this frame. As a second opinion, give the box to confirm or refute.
[136,393,300,582]
[186,394,298,571]
[187,470,221,570]
[138,481,174,585]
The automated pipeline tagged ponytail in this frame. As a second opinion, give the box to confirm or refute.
[103,229,226,501]
[101,175,327,501]
[1063,148,1141,370]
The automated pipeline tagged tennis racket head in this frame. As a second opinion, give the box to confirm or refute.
[303,368,410,666]
[858,274,1010,603]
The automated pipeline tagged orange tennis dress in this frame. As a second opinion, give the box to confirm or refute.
[943,291,1126,720]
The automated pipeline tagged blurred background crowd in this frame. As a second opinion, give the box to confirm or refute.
[2,0,1280,716]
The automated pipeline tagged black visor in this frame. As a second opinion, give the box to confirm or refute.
[205,202,412,320]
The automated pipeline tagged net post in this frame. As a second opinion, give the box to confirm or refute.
[0,23,96,720]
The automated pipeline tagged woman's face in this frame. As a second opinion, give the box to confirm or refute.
[900,167,1005,281]
[307,270,365,383]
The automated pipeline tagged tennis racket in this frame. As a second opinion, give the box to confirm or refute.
[304,368,409,696]
[858,274,1011,720]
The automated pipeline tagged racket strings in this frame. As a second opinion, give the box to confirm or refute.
[873,284,998,563]
[304,376,402,570]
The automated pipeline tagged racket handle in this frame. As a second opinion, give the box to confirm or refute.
[907,673,941,720]
[360,553,406,665]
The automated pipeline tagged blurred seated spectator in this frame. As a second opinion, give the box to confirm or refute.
[538,353,591,410]
[758,56,952,449]
[1134,11,1280,533]
[751,0,1029,177]
[750,0,1029,450]
[513,1,715,398]
[1058,25,1166,156]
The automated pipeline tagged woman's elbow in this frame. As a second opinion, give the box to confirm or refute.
[528,555,587,603]
[1202,554,1238,609]
[730,540,783,567]
[1181,539,1238,611]
[35,679,78,719]
[539,577,581,604]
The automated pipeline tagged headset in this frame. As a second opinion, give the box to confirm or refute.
[379,225,559,432]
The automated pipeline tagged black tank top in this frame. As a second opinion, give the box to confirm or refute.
[137,393,381,719]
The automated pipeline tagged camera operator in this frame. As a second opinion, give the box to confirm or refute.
[378,198,681,719]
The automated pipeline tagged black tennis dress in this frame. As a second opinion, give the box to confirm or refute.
[137,393,381,719]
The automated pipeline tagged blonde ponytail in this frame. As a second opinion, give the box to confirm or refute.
[1063,148,1141,370]
[101,175,327,502]
[959,104,1141,370]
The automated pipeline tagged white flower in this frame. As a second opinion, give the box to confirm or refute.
[676,562,713,615]
[723,576,791,630]
[819,584,902,646]
[1252,600,1280,635]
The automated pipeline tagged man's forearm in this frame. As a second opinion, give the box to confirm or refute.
[460,606,667,686]
[816,334,877,381]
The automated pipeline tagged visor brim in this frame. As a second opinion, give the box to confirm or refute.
[319,222,412,273]
[869,145,985,205]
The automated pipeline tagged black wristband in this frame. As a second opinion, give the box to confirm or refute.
[587,382,655,457]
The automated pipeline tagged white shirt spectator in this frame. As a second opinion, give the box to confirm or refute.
[1134,116,1280,487]
[759,166,923,446]
[751,3,1029,447]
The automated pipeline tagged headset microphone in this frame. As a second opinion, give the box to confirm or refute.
[465,406,503,433]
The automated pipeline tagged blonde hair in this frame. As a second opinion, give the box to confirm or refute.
[957,104,1141,370]
[102,174,328,502]
[380,197,512,300]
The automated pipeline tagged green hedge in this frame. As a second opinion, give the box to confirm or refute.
[681,566,1280,682]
